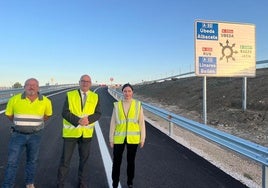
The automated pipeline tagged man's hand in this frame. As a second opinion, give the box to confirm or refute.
[6,115,14,122]
[44,115,51,121]
[78,116,89,126]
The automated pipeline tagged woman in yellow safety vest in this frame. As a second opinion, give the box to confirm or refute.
[109,83,146,188]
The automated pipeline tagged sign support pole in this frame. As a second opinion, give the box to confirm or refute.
[203,76,207,124]
[242,77,247,111]
[262,165,268,188]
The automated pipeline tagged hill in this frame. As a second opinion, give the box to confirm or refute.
[133,68,268,147]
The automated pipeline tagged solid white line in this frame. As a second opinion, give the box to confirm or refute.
[95,121,121,188]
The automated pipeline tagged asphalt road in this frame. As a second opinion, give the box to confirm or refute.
[0,87,248,188]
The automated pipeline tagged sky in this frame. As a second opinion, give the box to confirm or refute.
[0,0,267,87]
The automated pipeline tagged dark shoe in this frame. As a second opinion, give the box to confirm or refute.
[78,182,88,188]
[127,179,133,187]
[79,185,88,188]
[79,186,88,188]
[57,183,64,188]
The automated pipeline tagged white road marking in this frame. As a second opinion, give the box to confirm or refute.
[95,121,121,188]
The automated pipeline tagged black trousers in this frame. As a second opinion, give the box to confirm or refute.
[112,140,138,187]
[57,137,92,187]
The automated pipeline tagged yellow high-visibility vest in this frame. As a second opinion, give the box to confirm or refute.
[113,99,141,144]
[5,93,52,127]
[62,90,98,138]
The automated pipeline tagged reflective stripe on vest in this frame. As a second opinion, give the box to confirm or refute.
[63,123,94,130]
[62,90,98,138]
[13,114,44,126]
[114,100,141,144]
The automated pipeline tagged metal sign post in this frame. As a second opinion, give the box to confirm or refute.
[242,77,247,111]
[203,76,207,124]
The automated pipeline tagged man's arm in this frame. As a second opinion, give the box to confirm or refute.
[62,96,81,126]
[87,99,101,124]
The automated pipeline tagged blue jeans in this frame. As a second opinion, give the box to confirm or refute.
[2,130,43,188]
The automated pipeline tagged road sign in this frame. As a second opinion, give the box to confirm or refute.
[194,20,256,77]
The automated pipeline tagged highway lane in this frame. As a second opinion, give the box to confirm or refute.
[0,87,248,188]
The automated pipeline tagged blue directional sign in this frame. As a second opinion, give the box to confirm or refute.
[196,22,218,40]
[199,57,217,74]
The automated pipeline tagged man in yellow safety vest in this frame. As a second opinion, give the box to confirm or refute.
[57,74,101,188]
[2,78,52,188]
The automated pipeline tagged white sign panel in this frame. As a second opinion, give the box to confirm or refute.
[195,20,256,77]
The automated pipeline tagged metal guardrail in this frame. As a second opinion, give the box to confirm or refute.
[0,84,78,105]
[108,88,268,188]
[140,71,195,85]
[139,60,268,85]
